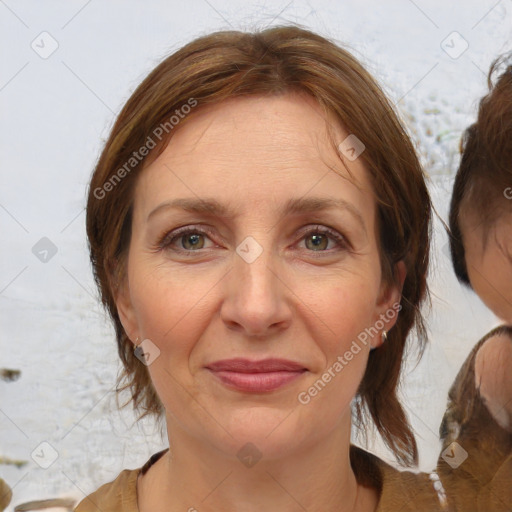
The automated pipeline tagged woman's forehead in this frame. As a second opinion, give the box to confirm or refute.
[159,94,347,160]
[135,94,373,210]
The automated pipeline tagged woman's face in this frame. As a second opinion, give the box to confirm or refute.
[116,93,403,459]
[461,209,512,324]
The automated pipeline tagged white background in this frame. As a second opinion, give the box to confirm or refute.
[1,0,511,508]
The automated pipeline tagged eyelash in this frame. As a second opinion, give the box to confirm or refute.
[156,224,350,255]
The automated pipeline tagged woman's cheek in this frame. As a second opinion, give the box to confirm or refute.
[131,265,201,332]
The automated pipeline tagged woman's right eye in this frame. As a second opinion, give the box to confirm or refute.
[158,227,216,252]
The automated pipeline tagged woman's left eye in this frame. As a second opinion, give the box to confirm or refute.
[300,226,349,252]
[157,225,349,254]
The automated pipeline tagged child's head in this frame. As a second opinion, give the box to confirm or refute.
[449,56,512,323]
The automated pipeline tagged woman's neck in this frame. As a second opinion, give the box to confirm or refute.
[137,419,378,512]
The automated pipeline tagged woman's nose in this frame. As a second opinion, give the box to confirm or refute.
[220,236,292,338]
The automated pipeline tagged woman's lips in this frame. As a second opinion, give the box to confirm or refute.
[210,369,305,392]
[206,358,307,392]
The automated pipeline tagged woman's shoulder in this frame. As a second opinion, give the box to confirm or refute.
[376,458,447,511]
[350,445,447,511]
[74,449,169,512]
[74,468,138,512]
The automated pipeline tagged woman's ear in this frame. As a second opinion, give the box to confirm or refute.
[372,260,407,348]
[114,277,139,345]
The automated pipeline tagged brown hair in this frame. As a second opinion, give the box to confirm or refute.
[86,25,431,466]
[448,55,512,285]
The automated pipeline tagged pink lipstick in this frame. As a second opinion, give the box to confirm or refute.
[206,358,307,392]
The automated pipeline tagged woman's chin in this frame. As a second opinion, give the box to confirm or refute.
[208,407,316,461]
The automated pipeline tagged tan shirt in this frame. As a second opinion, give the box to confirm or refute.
[75,445,445,511]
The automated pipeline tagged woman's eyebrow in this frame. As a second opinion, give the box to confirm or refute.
[147,196,367,233]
